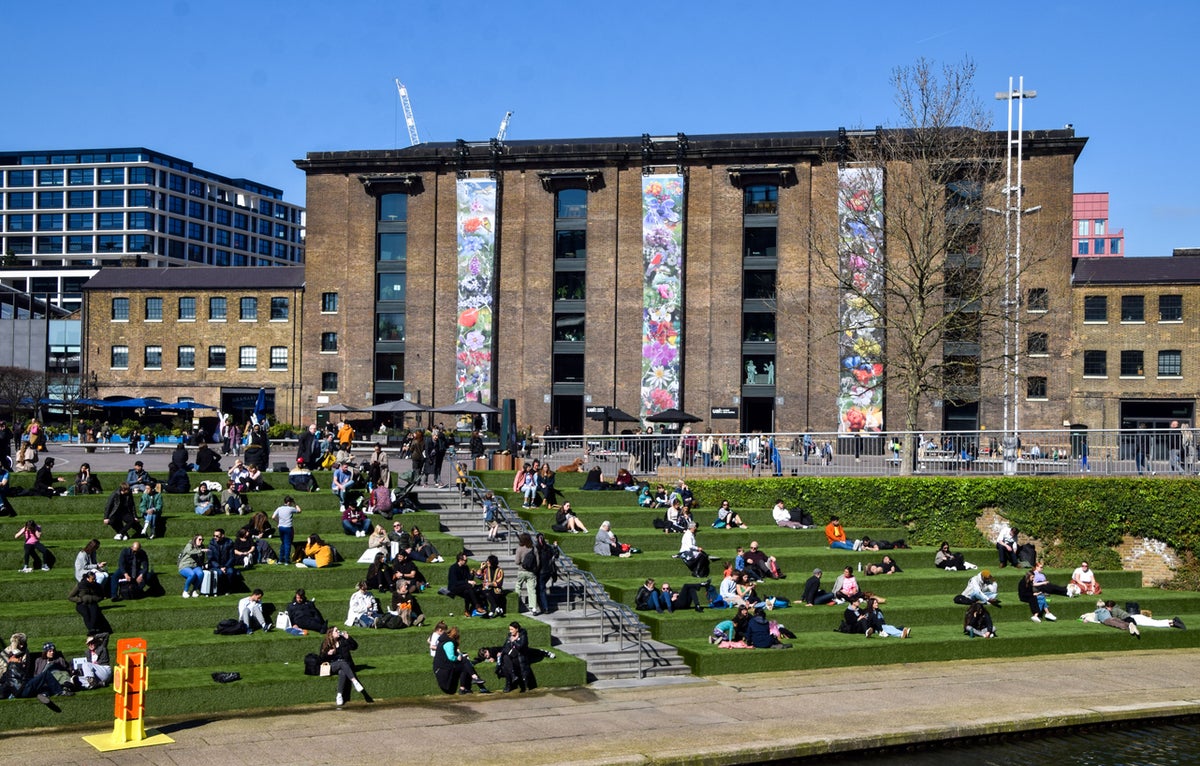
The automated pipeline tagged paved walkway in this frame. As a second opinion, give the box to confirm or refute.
[6,649,1200,765]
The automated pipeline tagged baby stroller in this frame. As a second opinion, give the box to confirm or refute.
[392,470,423,513]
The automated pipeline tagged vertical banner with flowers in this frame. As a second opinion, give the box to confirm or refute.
[640,174,685,422]
[837,166,885,433]
[455,178,497,404]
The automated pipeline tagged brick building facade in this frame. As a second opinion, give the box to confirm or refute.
[1070,256,1200,431]
[296,129,1084,434]
[81,266,306,423]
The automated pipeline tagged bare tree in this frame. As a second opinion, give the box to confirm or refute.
[0,366,47,425]
[810,57,1049,474]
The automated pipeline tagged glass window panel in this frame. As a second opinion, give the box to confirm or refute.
[178,297,196,320]
[743,184,778,215]
[1026,376,1046,399]
[556,189,587,219]
[1120,350,1144,376]
[145,297,163,321]
[97,189,123,207]
[321,332,338,352]
[378,232,406,261]
[1159,294,1183,322]
[379,194,407,221]
[1121,295,1144,322]
[321,372,338,392]
[744,227,777,258]
[270,297,289,320]
[1083,295,1107,322]
[208,345,226,368]
[376,273,406,302]
[554,229,586,259]
[111,298,129,320]
[111,345,128,368]
[177,345,195,369]
[1159,350,1182,377]
[321,292,338,313]
[1083,350,1106,376]
[209,297,227,320]
[554,313,585,342]
[239,346,257,369]
[144,345,162,369]
[376,313,405,342]
[375,353,404,381]
[269,346,288,370]
[240,297,257,320]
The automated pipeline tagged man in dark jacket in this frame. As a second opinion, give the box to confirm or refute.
[207,528,238,594]
[297,424,321,469]
[103,483,139,540]
[196,443,222,473]
[111,541,152,600]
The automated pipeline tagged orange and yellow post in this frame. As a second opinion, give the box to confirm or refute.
[83,637,174,751]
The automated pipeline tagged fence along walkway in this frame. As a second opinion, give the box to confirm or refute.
[532,427,1200,478]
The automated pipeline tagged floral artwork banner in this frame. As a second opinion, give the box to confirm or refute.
[837,166,885,433]
[455,178,497,404]
[641,174,685,422]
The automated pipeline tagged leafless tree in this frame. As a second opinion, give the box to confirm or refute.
[809,57,1057,474]
[0,366,47,424]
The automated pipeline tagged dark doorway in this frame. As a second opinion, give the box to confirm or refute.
[941,401,978,432]
[741,397,775,433]
[552,395,583,435]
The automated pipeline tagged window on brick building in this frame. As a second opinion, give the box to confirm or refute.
[240,297,257,321]
[270,297,289,321]
[178,297,196,321]
[1026,376,1047,400]
[1120,350,1144,377]
[177,346,195,369]
[1158,350,1182,377]
[209,296,227,321]
[1026,332,1048,356]
[1121,295,1144,322]
[1159,294,1183,322]
[144,346,162,369]
[269,346,288,370]
[1083,295,1107,322]
[321,332,338,353]
[321,372,338,392]
[1083,350,1107,377]
[208,345,226,369]
[321,292,338,313]
[111,298,129,321]
[1026,288,1048,312]
[145,297,163,321]
[111,345,128,369]
[239,346,257,370]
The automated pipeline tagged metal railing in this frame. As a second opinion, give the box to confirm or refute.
[466,471,657,678]
[529,427,1200,478]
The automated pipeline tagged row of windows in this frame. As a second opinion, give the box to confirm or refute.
[1077,219,1107,237]
[111,345,288,371]
[5,211,156,232]
[1083,294,1182,323]
[111,296,289,322]
[1076,238,1122,256]
[5,167,149,187]
[1082,349,1182,378]
[5,189,153,210]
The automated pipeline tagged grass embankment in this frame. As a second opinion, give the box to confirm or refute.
[0,471,585,732]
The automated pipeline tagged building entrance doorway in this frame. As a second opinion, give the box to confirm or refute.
[741,397,775,433]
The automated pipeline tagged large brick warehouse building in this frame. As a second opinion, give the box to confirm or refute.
[294,128,1086,435]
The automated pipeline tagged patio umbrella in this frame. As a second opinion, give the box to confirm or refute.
[646,408,703,424]
[431,400,501,415]
[605,407,640,423]
[98,397,167,409]
[366,400,430,413]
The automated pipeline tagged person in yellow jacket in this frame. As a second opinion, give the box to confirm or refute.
[336,420,355,452]
[297,534,334,568]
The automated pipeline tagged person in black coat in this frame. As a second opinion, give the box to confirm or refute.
[166,464,191,494]
[67,571,108,633]
[286,588,328,632]
[196,443,222,473]
[319,627,371,707]
[171,443,190,471]
[447,551,483,616]
[102,483,139,539]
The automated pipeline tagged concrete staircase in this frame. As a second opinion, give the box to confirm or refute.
[416,486,696,684]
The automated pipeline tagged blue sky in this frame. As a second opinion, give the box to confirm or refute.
[7,1,1195,255]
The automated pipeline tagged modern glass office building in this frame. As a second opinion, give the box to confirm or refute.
[0,148,304,310]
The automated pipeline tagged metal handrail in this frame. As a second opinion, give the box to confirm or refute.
[467,471,660,678]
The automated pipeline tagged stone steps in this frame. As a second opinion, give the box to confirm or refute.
[423,487,696,683]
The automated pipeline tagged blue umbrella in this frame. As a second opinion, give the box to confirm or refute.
[254,388,266,420]
[152,401,216,411]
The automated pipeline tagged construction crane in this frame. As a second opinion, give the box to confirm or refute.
[394,78,420,146]
[496,110,513,142]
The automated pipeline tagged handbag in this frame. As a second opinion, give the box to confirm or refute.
[319,662,331,677]
[275,612,292,631]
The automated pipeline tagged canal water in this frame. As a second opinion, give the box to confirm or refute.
[808,717,1199,765]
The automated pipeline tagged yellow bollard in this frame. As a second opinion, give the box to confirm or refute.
[83,637,174,751]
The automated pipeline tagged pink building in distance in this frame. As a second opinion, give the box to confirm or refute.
[1073,192,1124,257]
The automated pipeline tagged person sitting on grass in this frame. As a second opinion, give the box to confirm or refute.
[593,521,628,557]
[139,483,162,538]
[637,483,654,508]
[831,566,861,603]
[341,499,370,537]
[1069,561,1102,597]
[103,482,139,540]
[801,568,836,606]
[237,589,272,634]
[678,522,713,578]
[286,588,328,633]
[651,484,670,509]
[580,465,611,491]
[392,548,427,590]
[713,499,748,529]
[934,541,976,571]
[957,570,1001,607]
[111,541,152,601]
[32,457,66,497]
[196,442,222,473]
[193,482,216,516]
[177,534,206,598]
[745,606,791,649]
[432,625,490,695]
[320,627,373,707]
[963,602,996,638]
[448,551,485,617]
[73,632,113,690]
[297,534,333,568]
[207,528,238,592]
[825,516,858,550]
[73,462,103,496]
[614,468,637,491]
[1032,561,1071,598]
[861,596,911,638]
[231,528,257,568]
[1,633,71,703]
[742,540,782,580]
[288,459,318,493]
[551,502,588,534]
[125,461,154,494]
[864,555,902,576]
[773,499,805,529]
